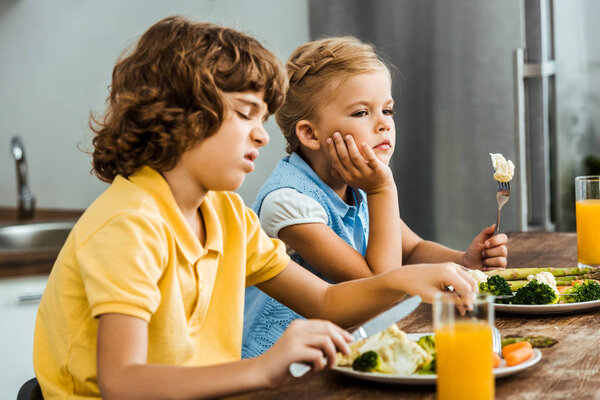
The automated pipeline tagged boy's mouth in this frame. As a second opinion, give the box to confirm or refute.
[243,150,258,172]
[244,151,258,162]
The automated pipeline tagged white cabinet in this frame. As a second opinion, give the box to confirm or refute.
[0,275,48,399]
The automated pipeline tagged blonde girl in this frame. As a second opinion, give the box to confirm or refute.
[243,37,506,358]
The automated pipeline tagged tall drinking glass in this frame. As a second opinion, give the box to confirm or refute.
[575,176,600,268]
[434,293,494,400]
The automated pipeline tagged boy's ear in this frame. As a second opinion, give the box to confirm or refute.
[295,120,322,150]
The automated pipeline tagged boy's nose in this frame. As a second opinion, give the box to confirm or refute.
[252,125,270,147]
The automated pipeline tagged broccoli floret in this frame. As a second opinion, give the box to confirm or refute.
[417,335,435,356]
[352,351,381,372]
[562,280,600,303]
[479,275,512,303]
[416,335,436,374]
[512,280,558,305]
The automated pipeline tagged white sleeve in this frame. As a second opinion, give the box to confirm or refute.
[258,188,328,238]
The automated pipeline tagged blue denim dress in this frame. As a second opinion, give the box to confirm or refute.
[242,152,369,358]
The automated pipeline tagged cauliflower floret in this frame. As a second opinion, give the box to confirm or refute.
[467,269,489,292]
[336,324,407,366]
[335,324,431,374]
[378,339,431,375]
[527,271,559,295]
[489,153,515,182]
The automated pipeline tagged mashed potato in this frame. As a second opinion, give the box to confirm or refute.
[489,153,515,182]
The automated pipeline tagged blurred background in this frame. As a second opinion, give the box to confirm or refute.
[1,0,599,250]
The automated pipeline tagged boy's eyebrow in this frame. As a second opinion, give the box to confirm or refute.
[233,98,269,120]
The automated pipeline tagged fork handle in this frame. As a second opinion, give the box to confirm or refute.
[494,207,501,236]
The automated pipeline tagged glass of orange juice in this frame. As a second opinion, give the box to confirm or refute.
[434,293,494,400]
[576,176,600,267]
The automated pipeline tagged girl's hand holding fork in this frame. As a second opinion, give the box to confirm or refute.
[462,224,508,271]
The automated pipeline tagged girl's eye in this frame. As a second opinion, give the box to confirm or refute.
[352,110,367,117]
[383,108,395,116]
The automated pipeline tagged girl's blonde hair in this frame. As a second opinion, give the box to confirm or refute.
[276,36,390,154]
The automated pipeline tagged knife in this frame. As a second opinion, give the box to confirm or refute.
[288,295,422,378]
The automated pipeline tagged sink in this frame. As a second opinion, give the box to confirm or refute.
[0,221,75,252]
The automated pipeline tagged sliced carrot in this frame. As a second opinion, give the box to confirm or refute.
[557,286,570,294]
[572,279,600,286]
[504,346,534,366]
[492,352,501,368]
[502,340,532,358]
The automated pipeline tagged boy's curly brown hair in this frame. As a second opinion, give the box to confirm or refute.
[91,16,287,183]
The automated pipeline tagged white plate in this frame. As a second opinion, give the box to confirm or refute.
[495,299,600,314]
[332,333,542,385]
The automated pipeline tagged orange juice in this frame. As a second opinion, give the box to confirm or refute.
[435,320,493,400]
[576,199,600,265]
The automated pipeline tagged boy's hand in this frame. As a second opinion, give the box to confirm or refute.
[395,263,478,304]
[462,225,508,271]
[326,132,393,195]
[257,319,352,388]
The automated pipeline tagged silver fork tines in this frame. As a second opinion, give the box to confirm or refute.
[494,181,511,236]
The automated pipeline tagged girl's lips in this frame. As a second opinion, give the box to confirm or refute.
[374,141,392,151]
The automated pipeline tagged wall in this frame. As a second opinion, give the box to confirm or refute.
[309,0,524,249]
[554,0,600,231]
[0,0,309,209]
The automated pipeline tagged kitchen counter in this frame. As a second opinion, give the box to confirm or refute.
[0,208,82,278]
[229,232,600,400]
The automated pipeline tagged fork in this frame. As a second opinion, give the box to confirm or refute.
[492,326,502,356]
[494,181,511,236]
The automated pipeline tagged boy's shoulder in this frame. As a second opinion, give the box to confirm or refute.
[74,175,165,241]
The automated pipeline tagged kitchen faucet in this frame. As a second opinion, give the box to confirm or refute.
[10,136,36,219]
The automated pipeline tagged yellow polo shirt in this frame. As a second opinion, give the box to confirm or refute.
[33,166,289,399]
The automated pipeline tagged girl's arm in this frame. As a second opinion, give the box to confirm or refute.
[97,313,351,399]
[403,224,508,270]
[279,222,380,281]
[258,259,477,328]
[401,221,463,265]
[325,133,403,275]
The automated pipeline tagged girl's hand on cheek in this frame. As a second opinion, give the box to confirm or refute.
[326,132,393,195]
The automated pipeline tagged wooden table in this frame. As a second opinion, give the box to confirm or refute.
[230,232,600,400]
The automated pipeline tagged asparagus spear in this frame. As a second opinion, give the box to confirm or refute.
[556,274,600,285]
[484,267,600,280]
[506,274,600,291]
[501,335,558,348]
[506,280,529,291]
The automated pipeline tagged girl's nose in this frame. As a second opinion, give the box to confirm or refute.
[252,124,270,147]
[377,118,392,133]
